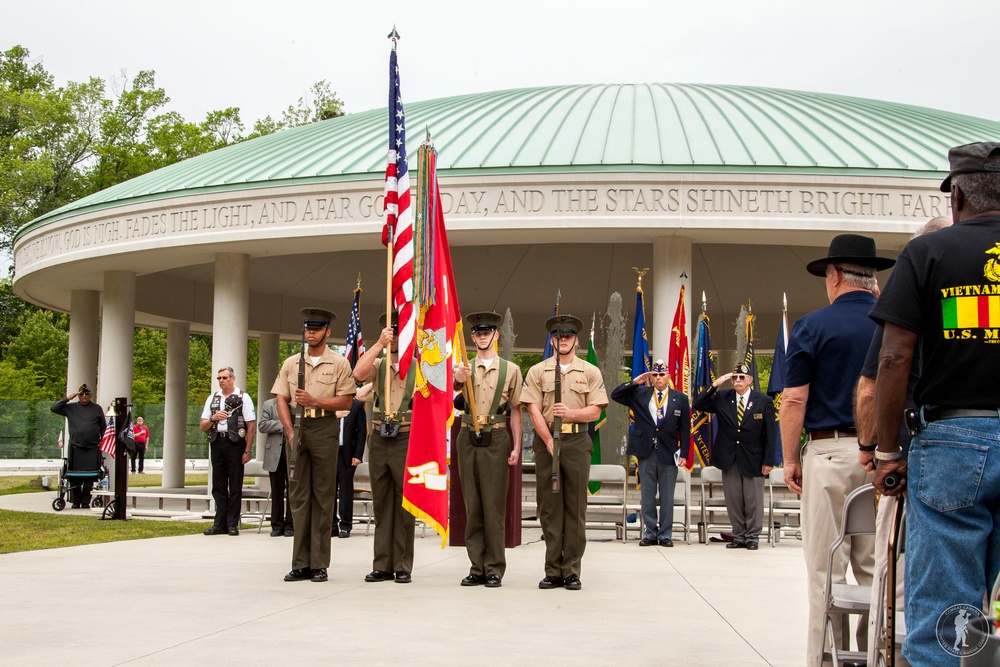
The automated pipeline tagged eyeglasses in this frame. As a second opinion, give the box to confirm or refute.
[651,373,667,377]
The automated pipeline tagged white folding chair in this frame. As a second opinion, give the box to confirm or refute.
[767,467,801,546]
[698,466,730,536]
[240,459,271,534]
[822,484,876,667]
[587,464,629,541]
[352,462,374,536]
[673,467,692,544]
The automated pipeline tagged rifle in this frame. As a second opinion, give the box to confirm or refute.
[288,322,306,482]
[551,360,561,493]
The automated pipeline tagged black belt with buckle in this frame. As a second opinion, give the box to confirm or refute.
[923,407,1000,423]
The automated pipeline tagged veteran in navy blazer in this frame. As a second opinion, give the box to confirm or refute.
[693,364,776,549]
[610,360,690,547]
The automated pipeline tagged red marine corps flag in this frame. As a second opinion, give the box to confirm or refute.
[402,138,461,546]
[668,285,695,471]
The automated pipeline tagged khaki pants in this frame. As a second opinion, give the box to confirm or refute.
[289,415,339,570]
[533,431,591,579]
[801,435,875,666]
[368,430,415,573]
[457,426,511,577]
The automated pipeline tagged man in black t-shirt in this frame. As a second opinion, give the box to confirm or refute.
[871,142,1000,666]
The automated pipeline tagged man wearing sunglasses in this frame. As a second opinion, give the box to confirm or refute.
[694,363,775,550]
[611,359,690,548]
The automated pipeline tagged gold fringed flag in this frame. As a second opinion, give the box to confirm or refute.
[401,139,461,547]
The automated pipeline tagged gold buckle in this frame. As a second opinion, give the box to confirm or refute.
[560,423,577,434]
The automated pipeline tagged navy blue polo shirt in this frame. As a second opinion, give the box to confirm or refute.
[785,291,877,432]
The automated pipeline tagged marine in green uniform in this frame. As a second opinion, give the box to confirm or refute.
[353,313,417,584]
[453,312,523,588]
[271,308,356,584]
[521,314,609,591]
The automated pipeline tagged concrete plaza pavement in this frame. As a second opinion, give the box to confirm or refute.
[0,490,808,666]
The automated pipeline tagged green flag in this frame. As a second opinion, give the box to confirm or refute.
[586,325,606,494]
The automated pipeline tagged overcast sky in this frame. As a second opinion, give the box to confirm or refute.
[5,0,999,126]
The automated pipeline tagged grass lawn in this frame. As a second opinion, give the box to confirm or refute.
[0,472,210,495]
[0,509,209,554]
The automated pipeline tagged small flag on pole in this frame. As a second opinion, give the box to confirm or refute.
[586,318,605,494]
[668,285,694,471]
[346,281,365,369]
[767,294,790,466]
[541,291,560,360]
[691,309,716,466]
[99,417,116,457]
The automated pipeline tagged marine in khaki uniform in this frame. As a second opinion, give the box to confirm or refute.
[453,312,523,588]
[353,313,417,584]
[271,308,356,583]
[521,314,608,591]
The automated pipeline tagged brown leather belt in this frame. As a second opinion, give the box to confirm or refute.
[809,428,857,441]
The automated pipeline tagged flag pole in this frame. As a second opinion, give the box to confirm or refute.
[382,28,401,412]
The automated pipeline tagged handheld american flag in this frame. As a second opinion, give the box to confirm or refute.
[99,416,116,457]
[382,45,415,378]
[346,284,365,369]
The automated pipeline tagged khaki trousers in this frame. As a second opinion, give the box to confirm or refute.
[289,415,339,570]
[801,435,875,666]
[368,430,415,573]
[457,426,511,577]
[533,431,591,579]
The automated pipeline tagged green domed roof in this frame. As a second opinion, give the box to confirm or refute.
[21,83,1000,233]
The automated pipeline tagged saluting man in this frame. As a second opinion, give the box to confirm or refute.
[522,314,608,591]
[693,363,776,550]
[453,312,523,588]
[272,308,356,584]
[610,358,690,547]
[353,313,417,584]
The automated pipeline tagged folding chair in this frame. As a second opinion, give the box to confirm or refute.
[698,466,730,536]
[587,464,629,541]
[767,467,801,546]
[673,467,692,544]
[822,483,876,667]
[352,462,374,536]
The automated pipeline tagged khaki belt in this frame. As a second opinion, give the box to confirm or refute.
[549,422,585,434]
[809,428,856,441]
[302,408,334,419]
[461,414,506,426]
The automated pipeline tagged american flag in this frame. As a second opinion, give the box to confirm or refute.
[382,45,415,378]
[99,416,116,456]
[346,284,365,369]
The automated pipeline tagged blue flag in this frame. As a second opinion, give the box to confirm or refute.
[766,306,790,466]
[631,286,650,380]
[691,313,716,466]
[542,303,557,360]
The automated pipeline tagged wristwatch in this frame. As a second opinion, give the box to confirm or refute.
[858,442,876,452]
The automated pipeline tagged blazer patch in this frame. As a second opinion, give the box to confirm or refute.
[753,413,763,420]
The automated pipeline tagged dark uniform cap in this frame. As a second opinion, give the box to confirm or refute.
[301,307,335,327]
[805,234,896,277]
[378,312,399,329]
[466,311,502,332]
[78,383,91,394]
[940,141,1000,192]
[546,314,584,336]
[733,363,751,375]
[224,394,243,409]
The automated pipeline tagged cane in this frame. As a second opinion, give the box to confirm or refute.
[885,493,905,666]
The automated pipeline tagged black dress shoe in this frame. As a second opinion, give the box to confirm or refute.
[394,571,412,584]
[659,538,674,547]
[331,527,339,536]
[564,575,582,590]
[538,575,564,589]
[227,527,239,536]
[364,570,393,583]
[639,538,656,547]
[338,531,350,539]
[746,542,759,550]
[310,568,328,582]
[485,574,502,588]
[726,541,747,549]
[203,527,226,535]
[284,568,313,582]
[270,528,283,537]
[461,574,486,586]
[284,527,294,537]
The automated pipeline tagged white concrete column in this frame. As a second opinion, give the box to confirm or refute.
[97,271,136,480]
[651,236,693,366]
[64,290,100,457]
[162,321,190,488]
[255,332,280,459]
[210,253,250,389]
